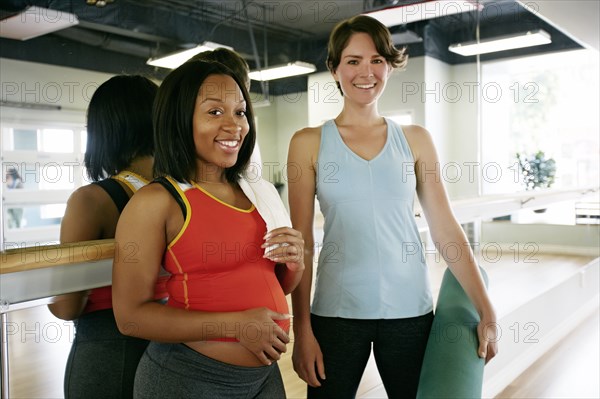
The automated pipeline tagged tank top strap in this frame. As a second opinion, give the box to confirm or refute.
[92,178,129,214]
[319,119,338,152]
[384,117,415,163]
[113,170,149,192]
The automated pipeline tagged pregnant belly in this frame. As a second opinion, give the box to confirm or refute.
[184,339,286,367]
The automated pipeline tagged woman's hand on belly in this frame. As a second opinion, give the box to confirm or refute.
[235,307,291,365]
[185,307,292,367]
[185,341,278,368]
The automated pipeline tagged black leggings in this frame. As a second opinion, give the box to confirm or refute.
[308,312,433,399]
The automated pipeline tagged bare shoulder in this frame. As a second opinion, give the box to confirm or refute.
[67,183,109,207]
[121,180,185,244]
[61,183,117,242]
[294,125,321,137]
[401,124,436,161]
[117,183,171,228]
[126,181,172,209]
[125,181,183,219]
[291,126,321,146]
[64,183,114,221]
[401,124,432,142]
[289,125,321,162]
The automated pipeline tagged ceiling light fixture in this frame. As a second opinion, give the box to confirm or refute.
[365,0,482,26]
[146,42,232,69]
[0,6,79,41]
[248,61,317,81]
[390,26,423,45]
[448,29,552,56]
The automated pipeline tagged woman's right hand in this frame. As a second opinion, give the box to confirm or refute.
[292,329,326,387]
[237,307,291,365]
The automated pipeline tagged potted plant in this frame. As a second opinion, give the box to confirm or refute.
[516,151,557,212]
[516,151,557,190]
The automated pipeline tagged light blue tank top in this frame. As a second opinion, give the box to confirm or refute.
[312,119,433,319]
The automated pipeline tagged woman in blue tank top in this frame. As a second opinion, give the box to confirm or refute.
[288,15,498,398]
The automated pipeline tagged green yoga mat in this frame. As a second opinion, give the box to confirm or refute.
[417,267,489,399]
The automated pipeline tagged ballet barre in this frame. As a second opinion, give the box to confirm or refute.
[1,239,114,399]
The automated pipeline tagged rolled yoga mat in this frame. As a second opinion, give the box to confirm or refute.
[416,267,490,399]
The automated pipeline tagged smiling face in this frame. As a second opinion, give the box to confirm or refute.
[332,32,392,105]
[193,73,249,180]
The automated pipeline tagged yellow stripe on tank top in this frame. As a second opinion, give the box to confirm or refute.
[167,247,190,310]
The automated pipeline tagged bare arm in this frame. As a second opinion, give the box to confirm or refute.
[405,125,498,363]
[112,184,290,365]
[269,228,306,293]
[288,127,326,386]
[48,185,118,320]
[275,261,304,295]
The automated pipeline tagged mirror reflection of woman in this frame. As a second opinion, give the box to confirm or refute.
[47,75,163,398]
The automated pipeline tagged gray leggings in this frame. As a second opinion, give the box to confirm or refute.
[134,342,286,399]
[64,309,149,399]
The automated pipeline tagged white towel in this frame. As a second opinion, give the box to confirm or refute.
[238,174,291,232]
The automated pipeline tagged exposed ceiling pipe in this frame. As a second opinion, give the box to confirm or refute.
[76,20,177,45]
[52,27,157,59]
[242,0,269,105]
[143,0,313,43]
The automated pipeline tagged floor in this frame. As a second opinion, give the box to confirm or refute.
[3,253,599,399]
[496,308,599,399]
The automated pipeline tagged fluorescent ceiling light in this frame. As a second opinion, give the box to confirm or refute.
[391,29,423,45]
[0,6,79,40]
[249,61,317,81]
[448,29,552,56]
[147,42,232,69]
[365,0,482,26]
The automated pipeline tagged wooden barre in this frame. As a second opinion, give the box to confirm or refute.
[0,239,115,275]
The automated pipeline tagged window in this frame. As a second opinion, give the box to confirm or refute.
[11,129,37,151]
[481,49,599,195]
[40,129,74,153]
[2,124,85,247]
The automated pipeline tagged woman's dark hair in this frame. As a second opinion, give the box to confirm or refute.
[153,60,256,184]
[84,75,157,181]
[326,15,407,94]
[187,48,251,90]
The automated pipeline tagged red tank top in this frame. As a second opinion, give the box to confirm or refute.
[163,179,290,337]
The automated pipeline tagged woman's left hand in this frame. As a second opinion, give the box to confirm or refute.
[477,316,499,364]
[262,227,305,271]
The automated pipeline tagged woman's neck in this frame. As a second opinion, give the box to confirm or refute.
[125,156,154,180]
[337,101,382,127]
[195,165,228,184]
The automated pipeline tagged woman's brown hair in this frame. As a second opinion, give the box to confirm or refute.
[326,14,408,75]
